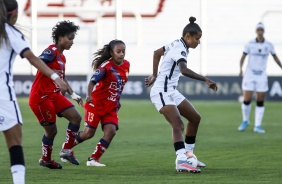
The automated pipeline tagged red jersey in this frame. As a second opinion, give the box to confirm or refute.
[30,44,66,96]
[89,59,130,113]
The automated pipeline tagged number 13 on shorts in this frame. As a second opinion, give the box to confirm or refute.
[87,112,94,122]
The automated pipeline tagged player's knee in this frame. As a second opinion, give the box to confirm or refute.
[256,101,264,107]
[171,117,184,131]
[243,100,251,105]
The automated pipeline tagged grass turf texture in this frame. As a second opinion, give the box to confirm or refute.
[0,98,281,184]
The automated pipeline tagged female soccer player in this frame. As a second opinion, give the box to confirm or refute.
[238,22,282,133]
[0,0,67,183]
[145,17,217,173]
[29,21,83,169]
[70,40,130,166]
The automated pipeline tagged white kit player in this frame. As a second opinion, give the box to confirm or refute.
[145,17,217,173]
[238,22,282,133]
[0,0,66,183]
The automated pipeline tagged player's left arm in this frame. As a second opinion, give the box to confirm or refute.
[64,78,83,106]
[272,54,282,70]
[178,60,218,91]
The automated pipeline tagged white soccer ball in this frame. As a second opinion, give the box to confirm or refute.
[186,152,198,168]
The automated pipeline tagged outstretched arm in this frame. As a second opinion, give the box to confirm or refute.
[178,61,218,91]
[239,53,247,76]
[272,54,282,70]
[23,49,67,93]
[145,47,164,87]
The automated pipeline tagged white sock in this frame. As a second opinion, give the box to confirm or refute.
[11,165,25,184]
[241,103,251,122]
[255,106,265,127]
[176,148,187,161]
[185,143,195,153]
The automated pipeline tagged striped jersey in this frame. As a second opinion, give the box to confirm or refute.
[243,38,275,77]
[151,38,189,94]
[0,24,29,101]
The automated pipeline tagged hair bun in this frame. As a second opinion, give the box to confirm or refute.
[189,16,196,24]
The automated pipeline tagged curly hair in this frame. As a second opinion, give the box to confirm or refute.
[52,20,80,44]
[92,39,125,70]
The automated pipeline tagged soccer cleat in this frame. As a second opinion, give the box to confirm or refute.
[86,157,106,167]
[175,159,201,173]
[238,121,249,131]
[39,158,62,169]
[59,149,80,165]
[197,160,206,168]
[254,126,265,133]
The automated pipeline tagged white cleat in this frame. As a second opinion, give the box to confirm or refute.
[254,126,265,133]
[86,157,106,167]
[175,159,201,173]
[197,160,206,168]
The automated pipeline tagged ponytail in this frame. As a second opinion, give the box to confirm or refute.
[0,0,8,48]
[0,0,18,48]
[92,39,125,70]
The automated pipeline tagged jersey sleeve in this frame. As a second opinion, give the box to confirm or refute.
[269,43,276,55]
[6,24,30,58]
[89,66,107,84]
[171,45,188,65]
[243,42,250,55]
[38,48,56,63]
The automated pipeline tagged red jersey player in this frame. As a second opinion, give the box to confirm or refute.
[29,21,82,169]
[71,40,130,166]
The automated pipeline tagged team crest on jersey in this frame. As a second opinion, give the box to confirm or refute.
[43,49,51,55]
[94,69,100,75]
[181,51,186,57]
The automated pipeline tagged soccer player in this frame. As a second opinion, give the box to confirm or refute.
[0,0,67,183]
[29,21,83,169]
[69,40,130,166]
[238,22,282,133]
[145,17,218,173]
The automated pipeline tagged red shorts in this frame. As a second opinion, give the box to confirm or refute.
[29,92,74,124]
[84,102,119,130]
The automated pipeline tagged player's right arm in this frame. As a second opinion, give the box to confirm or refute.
[239,53,247,76]
[23,50,67,93]
[145,47,164,87]
[86,66,107,103]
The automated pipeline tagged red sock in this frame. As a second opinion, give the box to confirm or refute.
[62,129,77,149]
[62,123,79,149]
[90,139,109,160]
[42,144,52,161]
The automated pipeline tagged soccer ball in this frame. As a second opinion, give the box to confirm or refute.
[186,152,198,168]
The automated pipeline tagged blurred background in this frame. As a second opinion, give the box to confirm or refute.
[14,0,282,100]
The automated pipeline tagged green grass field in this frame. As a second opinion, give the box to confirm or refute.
[1,98,281,184]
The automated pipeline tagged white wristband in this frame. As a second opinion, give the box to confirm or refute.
[51,73,60,81]
[71,92,81,100]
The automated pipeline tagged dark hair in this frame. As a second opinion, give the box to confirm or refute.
[0,0,18,48]
[182,16,202,37]
[52,20,80,44]
[92,39,125,69]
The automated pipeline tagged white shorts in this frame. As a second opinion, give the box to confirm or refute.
[150,90,186,112]
[242,75,268,92]
[0,100,23,132]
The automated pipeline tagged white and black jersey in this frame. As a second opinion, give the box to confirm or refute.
[0,23,30,101]
[243,38,275,77]
[151,38,189,94]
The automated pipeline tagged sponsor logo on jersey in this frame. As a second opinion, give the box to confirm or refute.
[181,51,186,57]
